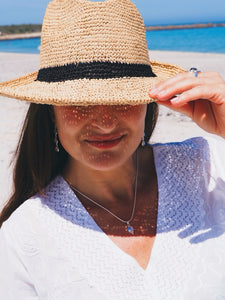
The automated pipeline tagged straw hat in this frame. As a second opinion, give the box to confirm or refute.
[0,0,185,106]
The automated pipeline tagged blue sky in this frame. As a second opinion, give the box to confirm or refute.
[0,0,224,26]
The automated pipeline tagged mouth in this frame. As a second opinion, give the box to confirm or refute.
[84,134,125,149]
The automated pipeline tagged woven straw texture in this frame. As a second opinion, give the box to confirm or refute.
[0,0,186,106]
[40,0,150,68]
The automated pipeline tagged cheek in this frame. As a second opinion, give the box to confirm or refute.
[116,105,146,126]
[54,104,146,133]
[54,106,92,127]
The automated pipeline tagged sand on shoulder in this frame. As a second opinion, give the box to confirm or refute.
[0,50,225,208]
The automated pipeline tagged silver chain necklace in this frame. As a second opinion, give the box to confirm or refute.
[68,152,138,235]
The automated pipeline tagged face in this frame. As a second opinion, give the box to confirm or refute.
[53,104,147,171]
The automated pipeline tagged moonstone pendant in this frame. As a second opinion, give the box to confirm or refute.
[127,222,134,235]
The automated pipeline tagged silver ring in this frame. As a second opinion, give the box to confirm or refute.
[189,67,201,77]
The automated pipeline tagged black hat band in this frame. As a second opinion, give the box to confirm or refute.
[36,61,157,82]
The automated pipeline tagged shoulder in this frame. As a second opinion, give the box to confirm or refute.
[0,176,65,254]
[152,136,225,173]
[151,135,225,186]
[152,136,225,232]
[205,136,225,180]
[152,136,209,156]
[151,137,210,180]
[152,135,224,154]
[0,175,82,254]
[0,196,44,255]
[203,137,225,230]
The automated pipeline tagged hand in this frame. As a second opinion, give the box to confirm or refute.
[149,71,225,139]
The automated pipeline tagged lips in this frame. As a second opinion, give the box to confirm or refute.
[84,134,125,149]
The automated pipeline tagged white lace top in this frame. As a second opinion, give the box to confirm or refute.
[0,137,225,300]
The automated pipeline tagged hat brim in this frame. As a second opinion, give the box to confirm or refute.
[0,61,186,106]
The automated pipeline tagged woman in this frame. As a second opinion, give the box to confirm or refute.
[0,0,225,299]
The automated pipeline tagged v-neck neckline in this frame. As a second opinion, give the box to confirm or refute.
[60,144,162,273]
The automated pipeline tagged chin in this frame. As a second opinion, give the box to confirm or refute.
[81,151,129,171]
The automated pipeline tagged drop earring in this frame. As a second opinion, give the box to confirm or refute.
[141,133,146,147]
[54,127,60,152]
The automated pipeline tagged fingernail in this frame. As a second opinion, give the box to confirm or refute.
[158,90,167,97]
[170,96,180,104]
[149,87,158,95]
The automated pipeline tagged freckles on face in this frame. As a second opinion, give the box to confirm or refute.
[112,105,144,120]
[54,105,146,131]
[54,106,91,126]
[53,104,147,170]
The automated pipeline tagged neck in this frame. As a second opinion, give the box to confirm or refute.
[63,150,138,207]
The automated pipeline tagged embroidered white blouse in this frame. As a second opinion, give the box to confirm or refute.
[0,137,225,300]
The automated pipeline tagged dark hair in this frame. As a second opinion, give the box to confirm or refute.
[0,102,158,227]
[144,102,158,144]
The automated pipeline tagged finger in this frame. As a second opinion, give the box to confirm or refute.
[149,75,225,102]
[149,72,188,96]
[149,71,223,98]
[170,85,225,106]
[196,71,224,82]
[150,71,204,95]
[149,77,206,101]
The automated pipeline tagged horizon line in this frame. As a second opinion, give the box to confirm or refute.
[0,20,225,27]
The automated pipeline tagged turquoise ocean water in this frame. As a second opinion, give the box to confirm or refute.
[0,27,225,54]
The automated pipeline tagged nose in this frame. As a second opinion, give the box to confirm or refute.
[90,105,119,132]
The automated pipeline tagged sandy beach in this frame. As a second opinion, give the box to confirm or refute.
[0,32,41,41]
[0,50,225,208]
